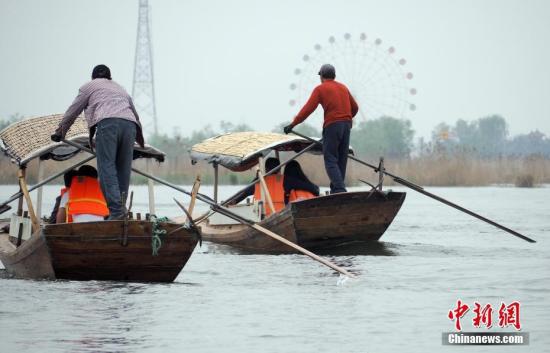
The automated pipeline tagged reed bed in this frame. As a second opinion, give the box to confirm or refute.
[1,153,548,187]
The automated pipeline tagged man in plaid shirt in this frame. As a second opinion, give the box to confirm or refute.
[52,65,145,220]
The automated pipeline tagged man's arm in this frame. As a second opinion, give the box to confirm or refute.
[291,87,320,126]
[129,98,140,121]
[349,92,359,118]
[129,98,145,147]
[56,193,68,223]
[56,207,66,224]
[54,87,91,139]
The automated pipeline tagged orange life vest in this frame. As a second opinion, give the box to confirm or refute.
[253,174,285,216]
[288,189,316,203]
[66,176,109,223]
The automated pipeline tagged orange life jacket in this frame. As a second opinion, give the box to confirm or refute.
[288,189,316,203]
[66,176,109,223]
[253,174,285,216]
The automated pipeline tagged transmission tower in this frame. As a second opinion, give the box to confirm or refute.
[132,0,158,135]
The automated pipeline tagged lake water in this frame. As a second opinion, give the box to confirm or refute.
[0,184,548,352]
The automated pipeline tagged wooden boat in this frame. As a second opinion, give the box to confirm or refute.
[0,114,199,282]
[190,132,406,253]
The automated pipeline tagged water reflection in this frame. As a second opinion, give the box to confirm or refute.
[315,241,398,256]
[205,240,398,256]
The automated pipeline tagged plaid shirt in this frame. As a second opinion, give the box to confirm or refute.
[56,78,144,146]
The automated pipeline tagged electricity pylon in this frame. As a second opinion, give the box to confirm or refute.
[132,0,158,135]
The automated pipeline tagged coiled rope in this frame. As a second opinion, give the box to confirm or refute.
[151,215,169,256]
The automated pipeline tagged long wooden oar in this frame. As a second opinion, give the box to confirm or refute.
[290,130,536,243]
[62,139,356,278]
[199,201,356,278]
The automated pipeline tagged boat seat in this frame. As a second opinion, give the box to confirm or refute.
[209,203,261,225]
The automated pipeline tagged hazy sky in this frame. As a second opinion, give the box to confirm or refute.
[1,0,549,139]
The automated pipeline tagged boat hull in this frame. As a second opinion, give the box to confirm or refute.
[0,220,199,282]
[202,191,406,253]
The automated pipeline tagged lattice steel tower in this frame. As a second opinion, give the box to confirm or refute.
[132,0,158,135]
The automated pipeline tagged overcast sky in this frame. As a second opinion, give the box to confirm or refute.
[1,0,549,139]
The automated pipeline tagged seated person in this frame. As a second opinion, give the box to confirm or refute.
[230,158,285,216]
[283,160,320,204]
[56,165,109,223]
[252,158,285,215]
[48,169,76,224]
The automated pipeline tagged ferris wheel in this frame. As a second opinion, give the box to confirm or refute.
[289,33,417,125]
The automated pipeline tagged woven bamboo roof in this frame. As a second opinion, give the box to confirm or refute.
[0,114,165,165]
[190,131,324,171]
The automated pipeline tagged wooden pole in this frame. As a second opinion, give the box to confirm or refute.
[174,199,355,278]
[18,168,39,232]
[35,158,45,219]
[251,224,355,277]
[186,176,201,222]
[257,157,265,205]
[146,158,156,215]
[378,157,384,192]
[257,169,275,215]
[16,187,23,217]
[213,163,219,203]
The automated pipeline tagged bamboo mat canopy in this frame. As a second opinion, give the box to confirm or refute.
[0,114,165,166]
[190,131,352,171]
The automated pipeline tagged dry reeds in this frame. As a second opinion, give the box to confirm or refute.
[1,152,549,187]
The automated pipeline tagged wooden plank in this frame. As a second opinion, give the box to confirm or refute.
[258,169,275,215]
[186,176,201,222]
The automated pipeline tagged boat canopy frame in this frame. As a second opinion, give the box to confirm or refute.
[190,131,355,215]
[190,131,354,172]
[0,114,166,222]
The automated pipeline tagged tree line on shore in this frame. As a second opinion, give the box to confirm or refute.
[1,113,549,187]
[147,114,550,160]
[2,113,549,160]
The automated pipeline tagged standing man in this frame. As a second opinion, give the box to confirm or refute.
[284,64,358,193]
[51,64,145,220]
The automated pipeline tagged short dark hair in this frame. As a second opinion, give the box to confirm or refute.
[92,64,112,80]
[265,158,280,173]
[77,165,98,179]
[63,170,76,187]
[318,64,336,79]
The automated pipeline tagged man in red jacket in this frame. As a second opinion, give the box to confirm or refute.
[284,64,358,193]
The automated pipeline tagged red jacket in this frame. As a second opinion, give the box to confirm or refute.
[292,80,359,128]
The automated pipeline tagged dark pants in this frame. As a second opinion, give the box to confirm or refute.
[95,118,136,218]
[322,121,351,193]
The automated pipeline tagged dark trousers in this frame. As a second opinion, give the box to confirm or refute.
[95,118,136,217]
[322,121,351,193]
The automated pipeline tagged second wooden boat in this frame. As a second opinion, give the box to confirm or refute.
[190,132,406,253]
